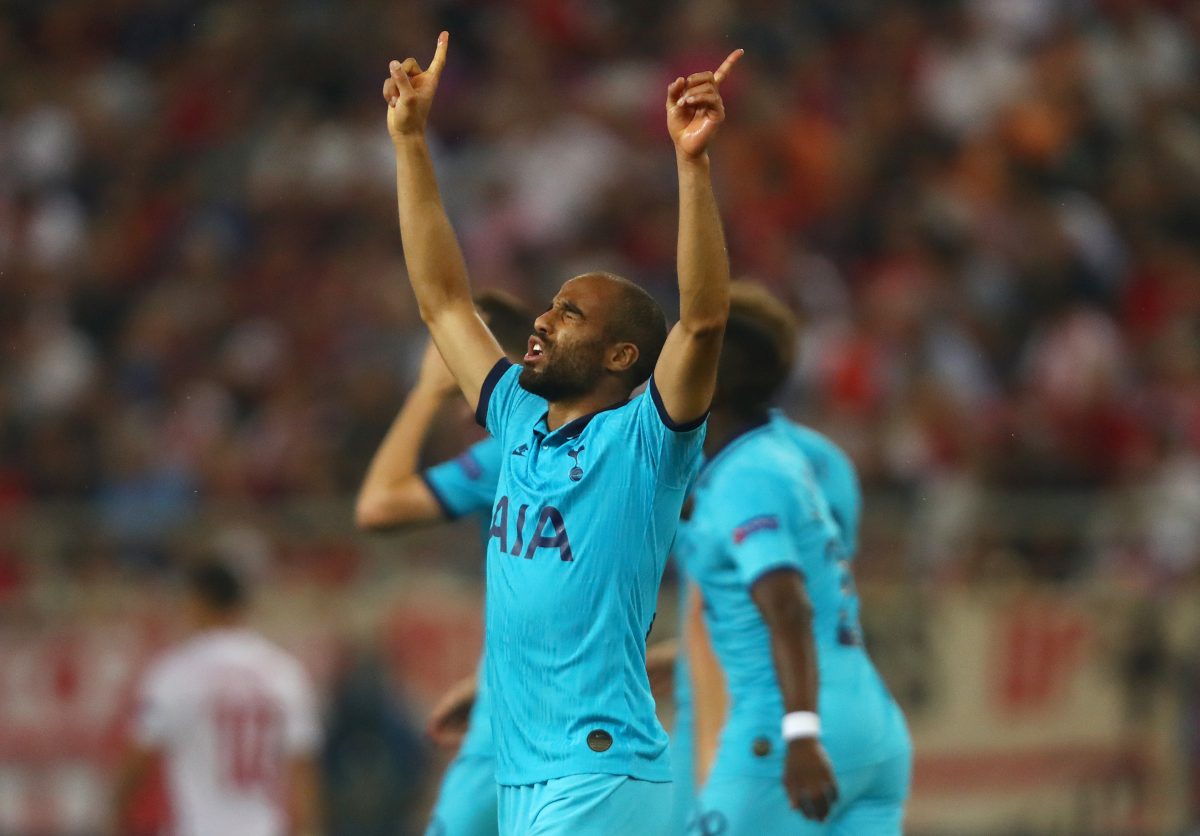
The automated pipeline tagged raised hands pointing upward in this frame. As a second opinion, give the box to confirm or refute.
[384,32,450,139]
[667,49,744,160]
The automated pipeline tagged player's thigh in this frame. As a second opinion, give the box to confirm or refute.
[521,774,673,836]
[427,755,499,836]
[696,774,829,836]
[828,751,911,836]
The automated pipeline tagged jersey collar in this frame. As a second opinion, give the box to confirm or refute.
[537,398,629,441]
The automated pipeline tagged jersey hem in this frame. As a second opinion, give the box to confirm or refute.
[419,472,461,519]
[495,764,673,787]
[649,378,708,432]
[745,562,804,589]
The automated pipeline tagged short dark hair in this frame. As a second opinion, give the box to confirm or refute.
[716,281,798,414]
[476,290,534,360]
[187,561,246,612]
[592,273,668,387]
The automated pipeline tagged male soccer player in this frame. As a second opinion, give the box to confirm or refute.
[382,32,740,834]
[675,283,911,834]
[113,561,321,836]
[355,292,533,836]
[668,285,865,834]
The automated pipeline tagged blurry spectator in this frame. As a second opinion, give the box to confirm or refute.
[322,650,428,836]
[0,0,1197,587]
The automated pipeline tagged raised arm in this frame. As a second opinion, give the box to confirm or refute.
[654,51,742,425]
[384,32,503,411]
[355,340,459,530]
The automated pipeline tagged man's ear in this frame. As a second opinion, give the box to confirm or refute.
[606,342,639,375]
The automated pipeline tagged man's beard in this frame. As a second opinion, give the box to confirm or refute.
[519,340,604,401]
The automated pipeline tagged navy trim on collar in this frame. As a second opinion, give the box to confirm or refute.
[649,378,709,433]
[475,358,514,428]
[548,398,628,440]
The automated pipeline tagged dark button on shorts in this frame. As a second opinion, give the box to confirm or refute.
[587,729,613,752]
[751,736,771,757]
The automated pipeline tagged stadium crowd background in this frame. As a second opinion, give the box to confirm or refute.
[2,0,1200,833]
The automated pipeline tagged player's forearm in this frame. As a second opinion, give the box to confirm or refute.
[752,573,819,714]
[393,135,475,324]
[354,383,442,529]
[675,152,731,335]
[767,604,819,714]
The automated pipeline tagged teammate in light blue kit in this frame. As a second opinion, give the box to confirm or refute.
[382,34,742,834]
[668,412,864,833]
[676,283,911,834]
[356,294,533,836]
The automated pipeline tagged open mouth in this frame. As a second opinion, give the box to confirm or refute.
[523,336,546,364]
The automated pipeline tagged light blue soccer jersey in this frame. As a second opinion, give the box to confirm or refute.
[674,419,906,780]
[422,436,503,759]
[669,419,861,827]
[773,411,861,560]
[477,359,705,785]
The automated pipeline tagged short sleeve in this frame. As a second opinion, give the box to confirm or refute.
[475,360,539,442]
[629,377,706,489]
[421,437,503,519]
[282,664,321,754]
[711,468,827,588]
[133,663,175,748]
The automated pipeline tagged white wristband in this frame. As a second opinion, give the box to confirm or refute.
[782,711,821,741]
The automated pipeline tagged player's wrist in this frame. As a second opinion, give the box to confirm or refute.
[782,710,821,741]
[675,148,711,168]
[391,130,429,150]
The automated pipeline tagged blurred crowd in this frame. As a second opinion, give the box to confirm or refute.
[3,0,1200,585]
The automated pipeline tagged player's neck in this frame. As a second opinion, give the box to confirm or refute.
[545,384,630,431]
[194,612,245,633]
[704,407,770,456]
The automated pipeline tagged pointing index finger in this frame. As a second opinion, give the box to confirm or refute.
[428,31,449,80]
[713,48,744,84]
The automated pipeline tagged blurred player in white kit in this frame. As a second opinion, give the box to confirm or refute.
[113,561,322,836]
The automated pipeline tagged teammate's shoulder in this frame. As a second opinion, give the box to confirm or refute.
[464,435,504,469]
[710,430,805,489]
[772,413,852,465]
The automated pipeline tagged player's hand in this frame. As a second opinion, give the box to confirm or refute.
[384,32,449,141]
[784,738,839,821]
[426,674,477,747]
[414,339,458,399]
[666,49,743,160]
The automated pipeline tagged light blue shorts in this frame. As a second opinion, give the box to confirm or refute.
[694,749,911,836]
[498,774,672,835]
[669,721,696,834]
[426,754,498,836]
